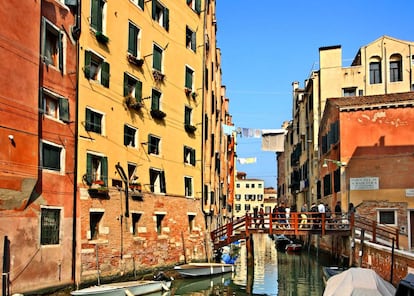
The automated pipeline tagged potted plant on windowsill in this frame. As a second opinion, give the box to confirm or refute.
[150,109,166,119]
[184,88,192,96]
[152,70,165,82]
[95,31,109,44]
[185,124,197,133]
[125,96,144,110]
[127,54,144,66]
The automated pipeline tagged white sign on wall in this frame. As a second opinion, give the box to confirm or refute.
[406,189,414,197]
[350,177,379,190]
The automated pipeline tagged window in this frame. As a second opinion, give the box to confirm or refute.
[184,176,193,197]
[42,141,64,172]
[152,44,163,72]
[85,107,104,134]
[244,194,249,201]
[251,184,255,188]
[148,135,160,155]
[185,66,194,90]
[250,194,256,201]
[130,0,144,10]
[378,209,397,226]
[84,51,110,87]
[236,183,240,188]
[342,87,357,97]
[86,153,108,185]
[150,168,166,193]
[89,211,104,240]
[42,18,63,71]
[128,22,141,57]
[40,89,69,122]
[90,0,106,34]
[156,213,165,234]
[128,162,138,182]
[186,0,201,13]
[185,106,193,125]
[188,214,195,232]
[124,73,142,102]
[258,184,262,188]
[390,54,403,82]
[235,194,241,201]
[257,194,263,201]
[246,184,250,188]
[369,58,382,84]
[151,89,162,111]
[41,208,60,245]
[235,204,241,211]
[124,125,137,147]
[152,0,169,31]
[244,204,251,211]
[184,146,196,165]
[131,212,142,236]
[186,26,196,52]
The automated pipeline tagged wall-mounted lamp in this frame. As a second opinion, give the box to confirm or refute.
[8,134,15,146]
[323,158,346,168]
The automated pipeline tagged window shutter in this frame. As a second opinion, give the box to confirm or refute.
[183,147,187,163]
[191,31,196,52]
[59,97,70,122]
[160,170,166,193]
[85,108,92,131]
[91,0,99,30]
[135,80,142,101]
[138,0,144,10]
[147,135,152,154]
[124,125,128,146]
[86,154,92,185]
[128,23,137,56]
[58,32,63,72]
[190,149,195,165]
[39,88,45,113]
[101,61,110,87]
[41,18,46,59]
[163,8,169,31]
[185,107,191,125]
[101,156,108,186]
[186,0,191,4]
[153,47,161,71]
[151,0,156,20]
[185,68,192,89]
[84,50,91,78]
[195,0,201,14]
[123,73,128,97]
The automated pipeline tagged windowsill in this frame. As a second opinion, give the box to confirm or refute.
[40,243,61,248]
[88,239,109,244]
[42,168,65,175]
[43,114,66,124]
[53,0,70,11]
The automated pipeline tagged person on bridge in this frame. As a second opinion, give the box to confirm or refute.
[259,205,265,228]
[253,206,259,228]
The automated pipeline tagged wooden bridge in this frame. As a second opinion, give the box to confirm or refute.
[210,212,400,250]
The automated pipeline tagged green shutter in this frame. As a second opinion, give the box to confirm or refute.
[135,80,142,101]
[138,0,144,10]
[101,61,110,87]
[91,0,99,30]
[163,8,169,31]
[124,125,128,146]
[191,31,196,52]
[101,156,108,186]
[85,108,91,131]
[185,68,192,89]
[195,0,201,14]
[59,97,69,122]
[39,88,45,113]
[84,50,91,78]
[123,73,128,96]
[153,46,161,71]
[58,32,63,72]
[151,0,156,20]
[148,134,151,154]
[183,147,187,163]
[185,107,191,125]
[190,149,195,165]
[128,23,137,56]
[86,154,92,184]
[160,170,166,193]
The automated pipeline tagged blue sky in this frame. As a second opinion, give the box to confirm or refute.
[216,0,414,188]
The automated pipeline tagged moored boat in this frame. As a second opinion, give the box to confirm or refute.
[275,234,291,251]
[285,243,302,252]
[71,273,172,296]
[174,262,235,277]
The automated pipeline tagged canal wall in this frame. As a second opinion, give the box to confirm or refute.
[313,234,414,287]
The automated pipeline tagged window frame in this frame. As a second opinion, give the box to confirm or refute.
[86,152,108,185]
[185,66,194,90]
[40,88,70,123]
[148,134,161,155]
[184,146,196,166]
[149,168,166,194]
[185,26,196,52]
[152,44,163,72]
[124,124,137,147]
[124,72,142,102]
[152,0,169,31]
[41,140,65,173]
[389,54,403,83]
[369,59,382,84]
[85,107,105,134]
[84,50,110,87]
[185,106,193,125]
[90,0,107,34]
[130,0,144,10]
[89,210,104,240]
[128,21,141,57]
[151,88,162,111]
[184,176,193,197]
[131,212,142,236]
[40,207,61,246]
[41,17,64,72]
[377,209,397,226]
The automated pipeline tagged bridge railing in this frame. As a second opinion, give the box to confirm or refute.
[353,215,399,249]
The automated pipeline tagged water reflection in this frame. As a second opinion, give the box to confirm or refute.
[170,234,335,296]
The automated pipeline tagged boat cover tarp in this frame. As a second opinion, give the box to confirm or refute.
[323,267,396,296]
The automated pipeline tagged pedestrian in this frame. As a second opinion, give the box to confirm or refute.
[300,203,307,228]
[253,206,259,228]
[325,203,332,229]
[277,203,287,228]
[259,205,265,228]
[272,205,278,228]
[334,201,342,226]
[310,202,318,229]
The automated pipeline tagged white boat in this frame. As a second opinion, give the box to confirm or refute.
[174,262,235,277]
[71,279,172,296]
[323,267,396,296]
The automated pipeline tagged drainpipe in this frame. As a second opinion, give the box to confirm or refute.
[71,0,81,286]
[201,0,207,221]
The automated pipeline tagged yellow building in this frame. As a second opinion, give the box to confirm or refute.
[75,0,224,284]
[233,172,265,219]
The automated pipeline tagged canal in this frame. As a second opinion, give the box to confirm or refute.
[170,234,337,295]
